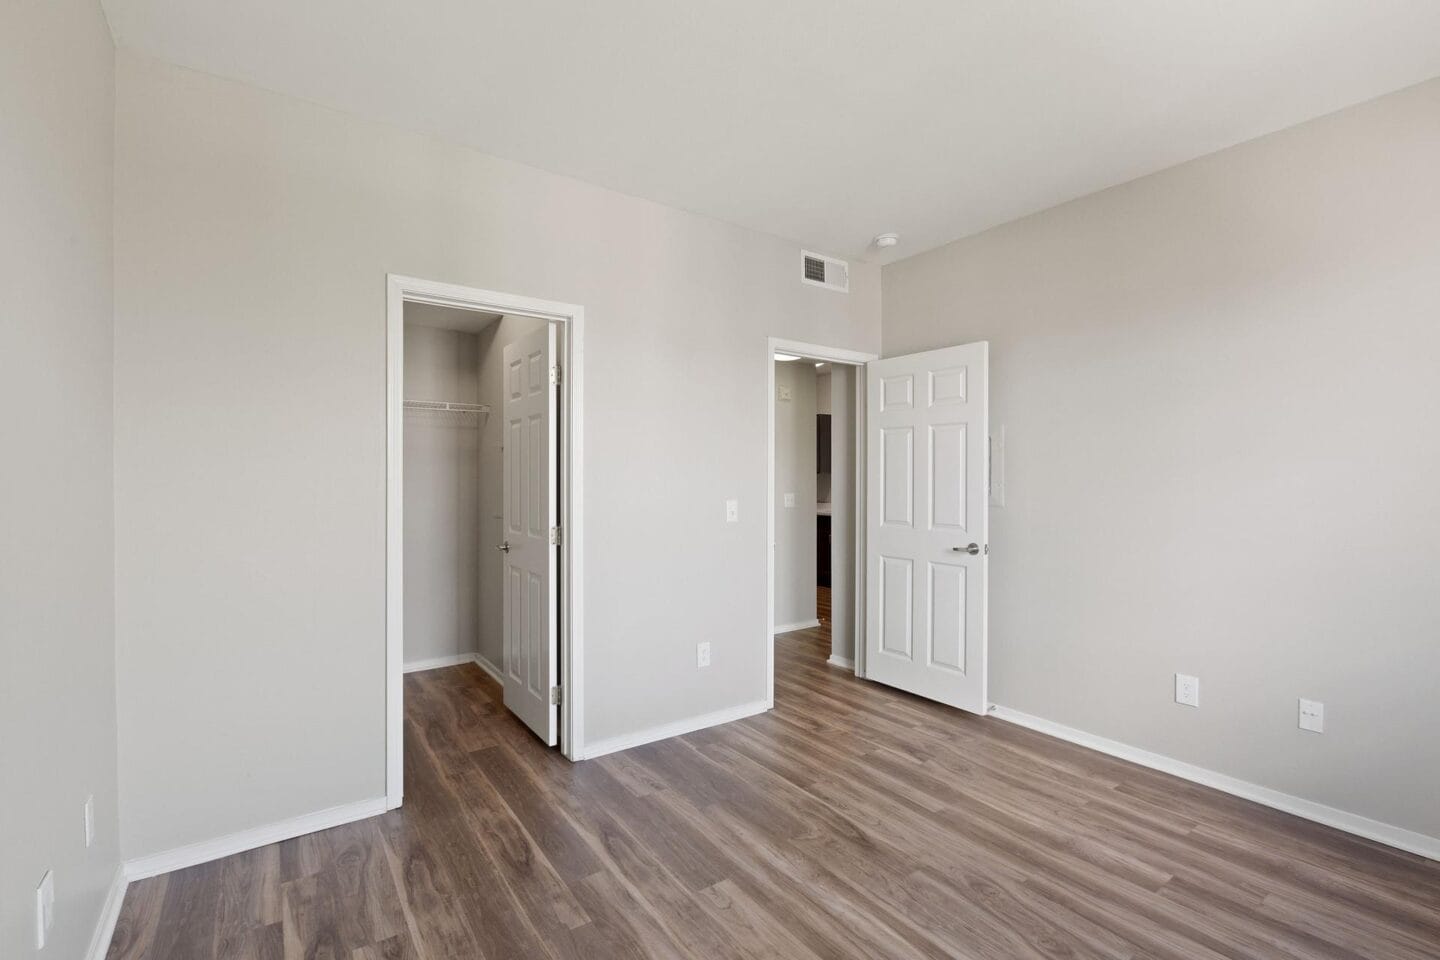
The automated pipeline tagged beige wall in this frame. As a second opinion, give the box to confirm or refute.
[0,0,122,955]
[773,361,818,628]
[403,323,483,666]
[112,51,880,859]
[882,78,1440,839]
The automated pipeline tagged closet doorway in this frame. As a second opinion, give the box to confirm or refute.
[385,276,586,810]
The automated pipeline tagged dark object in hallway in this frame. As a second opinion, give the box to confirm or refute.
[817,513,832,587]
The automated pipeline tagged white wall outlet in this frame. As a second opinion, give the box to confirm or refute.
[696,642,711,668]
[725,499,739,523]
[783,492,795,508]
[36,870,55,949]
[1174,673,1200,707]
[1299,698,1324,733]
[84,795,95,848]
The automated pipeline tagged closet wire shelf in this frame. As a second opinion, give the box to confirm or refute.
[403,400,490,425]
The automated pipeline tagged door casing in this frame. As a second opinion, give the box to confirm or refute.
[386,274,585,810]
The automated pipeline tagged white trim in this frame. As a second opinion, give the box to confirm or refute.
[402,652,503,682]
[852,365,869,680]
[990,706,1440,863]
[773,618,821,633]
[124,797,388,881]
[387,274,586,811]
[766,338,877,708]
[581,700,770,760]
[403,653,477,673]
[826,654,855,670]
[473,652,504,684]
[84,866,127,960]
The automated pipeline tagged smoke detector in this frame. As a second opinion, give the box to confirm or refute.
[874,232,900,249]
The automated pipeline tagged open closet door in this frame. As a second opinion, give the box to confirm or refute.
[865,342,988,713]
[501,324,559,745]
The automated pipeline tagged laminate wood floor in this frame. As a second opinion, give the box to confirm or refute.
[108,628,1440,959]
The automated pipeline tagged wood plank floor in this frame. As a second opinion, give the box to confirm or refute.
[109,627,1440,959]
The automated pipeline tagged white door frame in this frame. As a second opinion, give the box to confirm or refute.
[386,274,586,808]
[766,338,878,705]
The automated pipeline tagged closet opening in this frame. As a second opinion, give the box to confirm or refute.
[386,276,586,809]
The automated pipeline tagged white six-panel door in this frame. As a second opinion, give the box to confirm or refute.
[502,325,559,744]
[865,342,988,713]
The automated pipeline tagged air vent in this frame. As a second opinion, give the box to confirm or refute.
[801,250,848,293]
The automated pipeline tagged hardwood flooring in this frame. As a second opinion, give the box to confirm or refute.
[109,628,1440,959]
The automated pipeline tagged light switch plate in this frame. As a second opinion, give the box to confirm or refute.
[696,642,711,668]
[725,499,739,523]
[1174,673,1200,707]
[1299,698,1324,733]
[777,385,793,401]
[36,870,54,949]
[989,427,1006,508]
[783,492,795,508]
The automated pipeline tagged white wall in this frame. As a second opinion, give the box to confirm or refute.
[0,1,122,955]
[403,323,482,666]
[474,315,550,670]
[882,78,1440,840]
[112,52,880,859]
[773,361,818,628]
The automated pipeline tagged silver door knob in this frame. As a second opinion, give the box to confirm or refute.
[952,543,981,555]
[496,541,510,553]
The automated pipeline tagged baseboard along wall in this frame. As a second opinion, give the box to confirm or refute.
[990,705,1440,863]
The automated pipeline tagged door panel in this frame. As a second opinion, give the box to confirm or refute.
[502,325,558,745]
[865,342,988,712]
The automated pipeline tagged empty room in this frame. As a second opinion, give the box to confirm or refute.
[4,2,1439,958]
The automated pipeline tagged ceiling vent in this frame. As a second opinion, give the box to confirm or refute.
[801,251,848,293]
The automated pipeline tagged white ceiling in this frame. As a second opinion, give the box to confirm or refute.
[102,1,1440,264]
[404,303,503,334]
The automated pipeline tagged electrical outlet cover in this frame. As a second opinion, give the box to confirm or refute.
[1174,673,1200,707]
[1299,698,1324,733]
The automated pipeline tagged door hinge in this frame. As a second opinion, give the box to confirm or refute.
[550,364,562,386]
[550,525,562,546]
[550,685,563,706]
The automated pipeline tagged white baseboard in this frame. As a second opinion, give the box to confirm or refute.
[403,653,477,673]
[472,652,503,684]
[581,700,770,760]
[990,706,1440,863]
[124,796,388,881]
[827,654,855,669]
[774,619,821,634]
[85,865,128,960]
